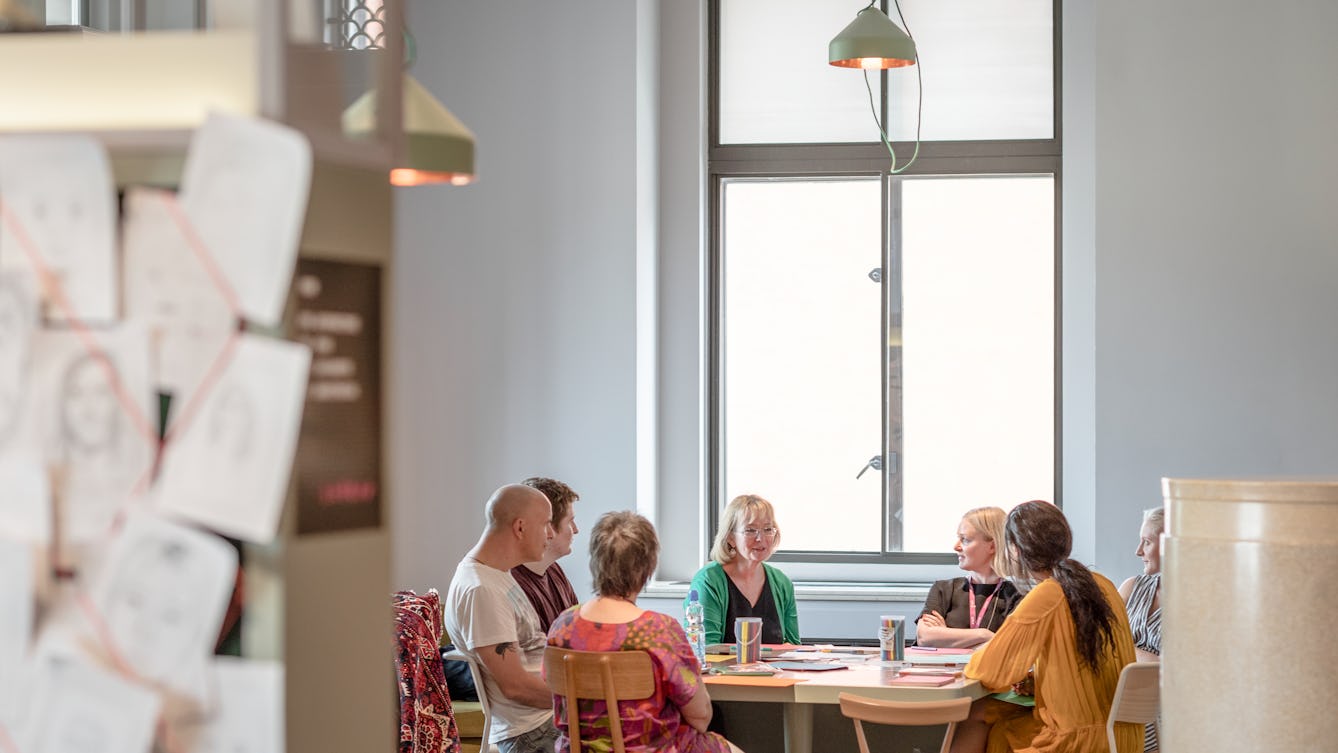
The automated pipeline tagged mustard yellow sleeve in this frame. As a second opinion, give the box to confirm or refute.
[965,581,1061,692]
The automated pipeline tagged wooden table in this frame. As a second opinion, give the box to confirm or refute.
[704,661,986,753]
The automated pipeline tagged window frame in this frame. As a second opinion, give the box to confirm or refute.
[705,0,1065,570]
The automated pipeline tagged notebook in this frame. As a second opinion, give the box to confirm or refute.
[766,661,849,672]
[887,674,955,686]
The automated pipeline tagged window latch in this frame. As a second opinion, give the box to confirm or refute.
[855,454,883,479]
[868,268,882,283]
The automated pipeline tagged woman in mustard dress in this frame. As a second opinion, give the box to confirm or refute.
[954,501,1141,753]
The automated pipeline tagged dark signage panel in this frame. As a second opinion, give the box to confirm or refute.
[293,259,381,534]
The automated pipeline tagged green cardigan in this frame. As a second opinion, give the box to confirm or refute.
[685,561,800,645]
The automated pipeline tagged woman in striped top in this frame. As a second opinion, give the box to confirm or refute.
[1118,506,1164,752]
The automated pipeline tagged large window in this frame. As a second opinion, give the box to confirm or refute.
[710,0,1060,571]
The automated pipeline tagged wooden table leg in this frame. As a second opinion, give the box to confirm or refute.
[782,702,813,753]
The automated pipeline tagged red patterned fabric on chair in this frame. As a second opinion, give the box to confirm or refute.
[395,589,461,753]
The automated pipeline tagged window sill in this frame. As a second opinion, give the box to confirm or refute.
[643,579,931,603]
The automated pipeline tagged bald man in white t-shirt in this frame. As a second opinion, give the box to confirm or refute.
[445,484,558,753]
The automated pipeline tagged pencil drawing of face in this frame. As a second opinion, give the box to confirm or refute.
[0,136,118,323]
[207,382,256,463]
[59,352,121,456]
[5,152,103,299]
[26,656,161,753]
[2,141,105,262]
[104,538,205,684]
[0,278,34,444]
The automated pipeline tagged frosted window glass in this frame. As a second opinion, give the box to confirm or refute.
[898,176,1055,553]
[719,0,1053,144]
[719,0,880,144]
[721,179,884,552]
[885,0,1053,141]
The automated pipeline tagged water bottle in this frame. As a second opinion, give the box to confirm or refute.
[684,589,707,668]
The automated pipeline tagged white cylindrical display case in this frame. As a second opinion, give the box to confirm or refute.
[1161,478,1338,752]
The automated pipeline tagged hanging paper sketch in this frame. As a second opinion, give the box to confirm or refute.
[178,111,312,328]
[121,187,238,400]
[0,135,118,323]
[157,334,311,543]
[18,654,161,753]
[171,658,284,753]
[0,271,37,448]
[0,271,48,542]
[0,537,33,730]
[0,460,48,543]
[85,513,238,701]
[26,326,154,544]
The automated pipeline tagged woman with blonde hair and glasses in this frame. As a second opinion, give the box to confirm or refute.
[915,506,1023,648]
[685,494,800,646]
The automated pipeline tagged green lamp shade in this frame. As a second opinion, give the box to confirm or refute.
[343,74,476,187]
[828,7,917,69]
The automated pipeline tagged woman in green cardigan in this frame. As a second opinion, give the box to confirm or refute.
[686,494,800,645]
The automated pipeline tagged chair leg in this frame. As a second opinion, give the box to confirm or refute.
[940,722,957,753]
[851,719,871,753]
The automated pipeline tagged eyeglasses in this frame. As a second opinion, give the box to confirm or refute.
[737,527,778,539]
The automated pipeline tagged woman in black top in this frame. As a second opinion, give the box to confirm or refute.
[915,506,1022,647]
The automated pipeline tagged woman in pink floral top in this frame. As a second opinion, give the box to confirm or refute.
[546,511,741,753]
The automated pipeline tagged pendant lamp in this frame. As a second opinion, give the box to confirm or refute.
[829,2,921,174]
[828,5,916,70]
[343,74,476,187]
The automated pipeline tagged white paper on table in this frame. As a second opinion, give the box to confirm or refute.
[157,334,311,543]
[121,187,237,398]
[0,135,118,323]
[178,112,312,328]
[27,325,156,543]
[0,537,34,727]
[86,512,237,701]
[171,658,285,753]
[18,654,161,753]
[771,650,870,662]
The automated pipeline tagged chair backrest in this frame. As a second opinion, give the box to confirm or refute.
[838,693,973,753]
[1108,661,1160,753]
[542,646,656,753]
[394,590,461,753]
[443,648,497,753]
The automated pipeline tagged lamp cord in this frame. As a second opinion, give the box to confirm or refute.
[403,26,418,70]
[862,0,923,174]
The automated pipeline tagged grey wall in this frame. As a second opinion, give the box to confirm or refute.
[392,0,647,597]
[1091,0,1338,572]
[392,0,1338,625]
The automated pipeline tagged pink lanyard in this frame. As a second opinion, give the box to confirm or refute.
[967,579,1005,630]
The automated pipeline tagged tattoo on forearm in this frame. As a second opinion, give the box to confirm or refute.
[493,642,515,657]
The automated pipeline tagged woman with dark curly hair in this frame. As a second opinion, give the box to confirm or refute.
[953,501,1140,753]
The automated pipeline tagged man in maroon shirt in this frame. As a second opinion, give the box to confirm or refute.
[510,477,580,632]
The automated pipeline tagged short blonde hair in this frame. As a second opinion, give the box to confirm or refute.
[960,506,1009,578]
[710,494,780,565]
[1143,506,1165,535]
[589,511,658,599]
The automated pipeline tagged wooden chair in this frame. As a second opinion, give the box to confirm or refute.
[838,693,973,753]
[542,646,657,753]
[1108,661,1160,753]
